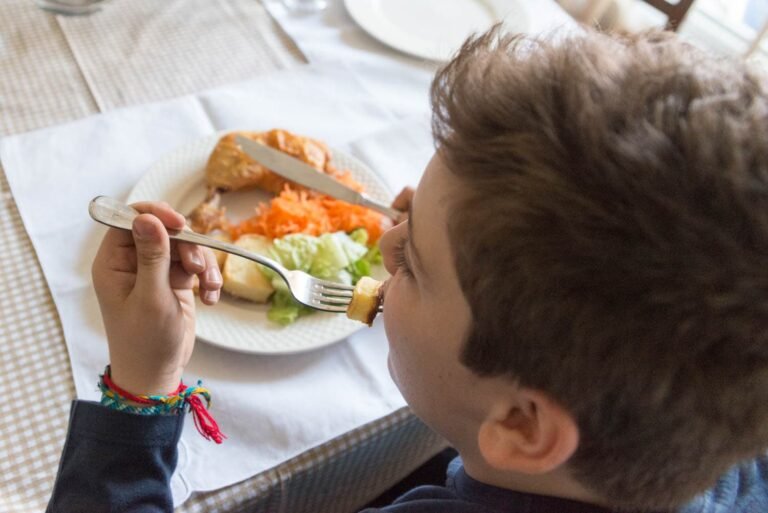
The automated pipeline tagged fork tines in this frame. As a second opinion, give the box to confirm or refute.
[311,282,353,312]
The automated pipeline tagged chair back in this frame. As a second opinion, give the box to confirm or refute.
[642,0,696,30]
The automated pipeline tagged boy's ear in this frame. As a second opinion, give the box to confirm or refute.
[477,389,579,475]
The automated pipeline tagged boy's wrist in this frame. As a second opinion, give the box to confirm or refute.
[109,364,183,397]
[99,365,225,443]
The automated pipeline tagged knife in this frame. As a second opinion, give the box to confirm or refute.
[235,135,401,219]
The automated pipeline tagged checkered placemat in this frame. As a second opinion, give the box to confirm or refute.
[0,1,97,135]
[0,4,93,512]
[0,168,74,513]
[56,0,306,111]
[0,1,445,512]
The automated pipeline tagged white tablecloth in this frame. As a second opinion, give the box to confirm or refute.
[264,0,574,119]
[0,63,433,506]
[0,1,576,510]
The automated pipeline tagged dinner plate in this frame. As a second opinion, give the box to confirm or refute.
[344,0,529,62]
[127,132,392,355]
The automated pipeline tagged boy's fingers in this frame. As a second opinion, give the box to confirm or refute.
[97,224,137,263]
[199,287,220,306]
[92,241,135,304]
[177,241,206,274]
[130,201,187,231]
[92,228,138,304]
[94,228,133,275]
[97,201,185,271]
[198,248,222,305]
[391,187,415,212]
[131,214,172,293]
[169,262,196,291]
[101,244,137,273]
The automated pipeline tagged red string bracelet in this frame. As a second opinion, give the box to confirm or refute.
[100,366,225,444]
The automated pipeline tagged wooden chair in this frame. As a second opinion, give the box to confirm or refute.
[574,0,697,31]
[642,0,696,31]
[746,18,768,56]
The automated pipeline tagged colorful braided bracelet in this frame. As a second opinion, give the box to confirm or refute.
[98,365,225,444]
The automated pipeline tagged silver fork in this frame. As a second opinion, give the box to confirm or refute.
[88,196,361,313]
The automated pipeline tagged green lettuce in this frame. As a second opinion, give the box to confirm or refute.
[260,230,380,324]
[267,289,310,325]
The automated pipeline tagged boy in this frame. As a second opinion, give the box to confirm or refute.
[47,28,768,512]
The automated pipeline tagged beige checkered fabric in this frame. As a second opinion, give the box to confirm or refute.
[0,169,74,513]
[0,1,97,135]
[0,4,93,512]
[0,1,445,512]
[57,0,306,111]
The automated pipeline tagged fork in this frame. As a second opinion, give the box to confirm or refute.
[88,196,368,313]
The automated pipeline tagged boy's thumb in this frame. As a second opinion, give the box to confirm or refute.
[132,214,171,291]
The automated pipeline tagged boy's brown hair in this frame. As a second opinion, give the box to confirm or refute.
[433,27,768,510]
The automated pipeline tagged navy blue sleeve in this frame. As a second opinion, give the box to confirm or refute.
[47,400,183,513]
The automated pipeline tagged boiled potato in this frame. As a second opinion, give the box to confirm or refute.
[211,232,231,270]
[222,234,275,303]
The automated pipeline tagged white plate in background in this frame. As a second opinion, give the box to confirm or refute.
[127,132,392,354]
[344,0,529,62]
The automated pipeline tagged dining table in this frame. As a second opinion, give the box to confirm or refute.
[0,1,574,512]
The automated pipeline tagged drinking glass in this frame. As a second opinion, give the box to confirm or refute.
[35,0,105,15]
[281,0,327,14]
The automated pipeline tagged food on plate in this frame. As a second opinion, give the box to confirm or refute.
[346,276,383,326]
[188,189,229,234]
[206,129,331,193]
[210,233,232,270]
[187,129,388,326]
[229,188,390,243]
[255,230,381,325]
[186,189,230,268]
[222,235,275,303]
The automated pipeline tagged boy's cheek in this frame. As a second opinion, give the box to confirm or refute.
[385,339,415,403]
[380,275,400,327]
[382,290,407,378]
[385,352,400,389]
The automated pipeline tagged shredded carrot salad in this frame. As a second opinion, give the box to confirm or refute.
[229,179,388,243]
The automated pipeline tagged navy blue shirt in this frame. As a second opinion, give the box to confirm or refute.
[361,457,620,513]
[47,401,768,513]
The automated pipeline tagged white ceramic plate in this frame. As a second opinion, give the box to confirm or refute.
[127,132,392,355]
[344,0,529,62]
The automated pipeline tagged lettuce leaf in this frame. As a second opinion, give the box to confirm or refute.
[349,245,382,283]
[260,230,379,324]
[271,234,320,273]
[311,232,368,281]
[267,288,311,325]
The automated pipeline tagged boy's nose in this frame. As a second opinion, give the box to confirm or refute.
[379,222,405,276]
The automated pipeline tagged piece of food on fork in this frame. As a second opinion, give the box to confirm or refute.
[346,276,383,326]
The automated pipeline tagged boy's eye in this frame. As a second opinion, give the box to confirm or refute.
[393,237,414,278]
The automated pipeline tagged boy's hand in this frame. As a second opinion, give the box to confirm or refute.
[391,187,414,224]
[92,202,223,396]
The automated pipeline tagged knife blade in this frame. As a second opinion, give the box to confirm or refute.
[235,135,401,219]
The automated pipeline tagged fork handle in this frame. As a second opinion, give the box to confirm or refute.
[88,196,288,276]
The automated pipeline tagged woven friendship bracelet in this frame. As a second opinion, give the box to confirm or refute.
[98,365,225,444]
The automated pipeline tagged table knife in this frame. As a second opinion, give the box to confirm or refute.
[235,135,401,219]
